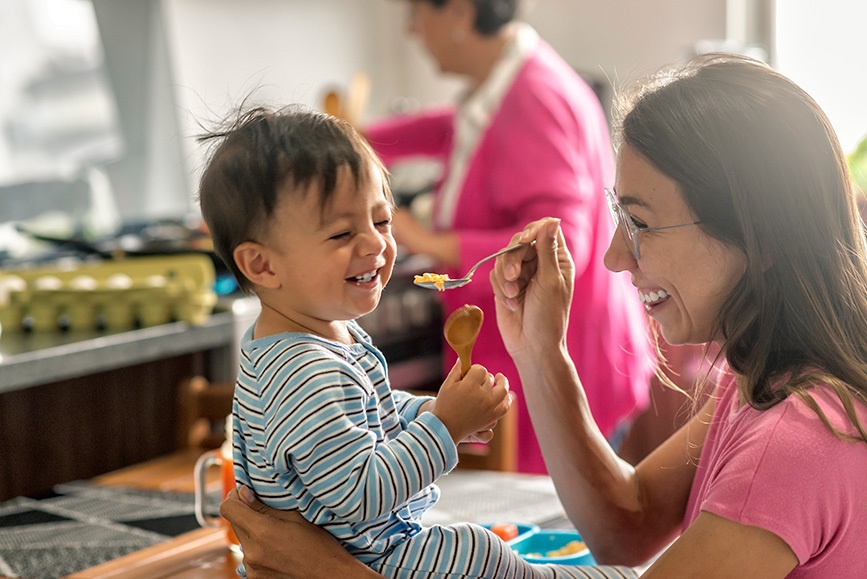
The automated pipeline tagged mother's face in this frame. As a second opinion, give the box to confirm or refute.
[604,144,747,346]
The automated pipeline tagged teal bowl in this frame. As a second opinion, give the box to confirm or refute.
[509,529,596,566]
[481,522,539,544]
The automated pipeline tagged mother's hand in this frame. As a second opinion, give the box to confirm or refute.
[490,218,575,361]
[220,486,382,579]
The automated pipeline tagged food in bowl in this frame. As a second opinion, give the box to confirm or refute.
[542,540,587,557]
[510,529,595,566]
[489,523,520,542]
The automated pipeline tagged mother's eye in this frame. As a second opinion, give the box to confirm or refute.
[630,215,649,230]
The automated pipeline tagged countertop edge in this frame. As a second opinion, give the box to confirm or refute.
[0,311,236,394]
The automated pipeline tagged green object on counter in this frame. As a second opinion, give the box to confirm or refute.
[847,133,867,197]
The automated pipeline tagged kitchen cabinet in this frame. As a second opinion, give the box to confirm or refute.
[0,311,237,501]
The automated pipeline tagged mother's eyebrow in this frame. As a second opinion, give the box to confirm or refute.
[616,193,651,209]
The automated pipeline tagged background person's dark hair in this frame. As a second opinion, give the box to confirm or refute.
[613,52,867,444]
[197,104,391,295]
[413,0,518,35]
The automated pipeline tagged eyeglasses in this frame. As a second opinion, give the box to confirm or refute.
[604,188,701,259]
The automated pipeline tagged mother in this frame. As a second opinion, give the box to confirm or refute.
[221,53,867,577]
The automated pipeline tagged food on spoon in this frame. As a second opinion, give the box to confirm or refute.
[489,523,519,542]
[414,272,450,291]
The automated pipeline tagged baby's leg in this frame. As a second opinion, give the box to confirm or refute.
[371,523,637,578]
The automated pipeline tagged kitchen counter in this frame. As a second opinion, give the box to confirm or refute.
[0,257,445,501]
[0,309,242,501]
[0,310,236,395]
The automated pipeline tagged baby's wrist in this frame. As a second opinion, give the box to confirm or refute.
[430,409,465,445]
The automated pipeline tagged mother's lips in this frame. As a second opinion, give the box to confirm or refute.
[639,289,670,305]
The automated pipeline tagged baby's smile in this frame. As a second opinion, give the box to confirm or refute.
[351,269,379,284]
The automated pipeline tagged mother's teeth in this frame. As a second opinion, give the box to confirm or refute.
[640,289,670,304]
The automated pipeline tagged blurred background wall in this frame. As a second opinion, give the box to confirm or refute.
[0,0,863,230]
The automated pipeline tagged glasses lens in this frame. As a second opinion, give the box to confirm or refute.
[605,189,638,258]
[605,189,620,226]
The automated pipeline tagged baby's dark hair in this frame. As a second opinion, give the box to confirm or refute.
[197,104,390,295]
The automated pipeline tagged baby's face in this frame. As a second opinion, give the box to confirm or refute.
[259,162,396,338]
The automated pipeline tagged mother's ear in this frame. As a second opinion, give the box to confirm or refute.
[234,241,281,289]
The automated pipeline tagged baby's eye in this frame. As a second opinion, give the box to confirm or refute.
[375,219,392,229]
[329,231,351,240]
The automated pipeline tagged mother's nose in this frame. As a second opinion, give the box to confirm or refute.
[603,227,635,273]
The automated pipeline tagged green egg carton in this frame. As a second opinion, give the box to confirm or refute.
[0,254,217,332]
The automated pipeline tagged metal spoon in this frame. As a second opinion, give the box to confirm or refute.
[414,240,535,290]
[443,304,484,377]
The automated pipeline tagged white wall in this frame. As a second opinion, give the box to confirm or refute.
[162,0,726,194]
[526,0,726,84]
[774,1,867,153]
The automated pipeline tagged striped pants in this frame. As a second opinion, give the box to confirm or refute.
[370,523,637,579]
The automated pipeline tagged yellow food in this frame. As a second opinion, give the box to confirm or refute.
[519,540,587,559]
[414,272,450,291]
[545,540,586,557]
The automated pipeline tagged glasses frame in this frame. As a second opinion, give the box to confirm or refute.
[604,188,702,259]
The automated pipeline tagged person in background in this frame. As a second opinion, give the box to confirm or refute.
[220,53,867,578]
[197,104,635,578]
[365,0,653,473]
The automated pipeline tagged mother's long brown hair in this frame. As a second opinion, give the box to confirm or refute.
[614,53,867,443]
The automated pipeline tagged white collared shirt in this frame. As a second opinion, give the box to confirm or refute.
[434,23,539,229]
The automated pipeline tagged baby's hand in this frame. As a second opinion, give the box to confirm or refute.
[431,362,511,445]
[463,423,499,444]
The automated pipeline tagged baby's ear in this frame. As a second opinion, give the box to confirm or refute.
[234,241,280,289]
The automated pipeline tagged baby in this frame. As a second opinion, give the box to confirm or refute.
[197,104,631,578]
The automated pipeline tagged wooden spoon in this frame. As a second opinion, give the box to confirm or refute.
[444,304,483,377]
[343,71,370,126]
[322,90,342,118]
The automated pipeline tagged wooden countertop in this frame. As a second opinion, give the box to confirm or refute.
[66,527,241,579]
[72,449,241,579]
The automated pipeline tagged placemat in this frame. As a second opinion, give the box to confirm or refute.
[0,481,212,579]
[422,469,570,527]
[0,470,571,578]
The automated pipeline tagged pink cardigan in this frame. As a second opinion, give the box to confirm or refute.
[367,39,652,473]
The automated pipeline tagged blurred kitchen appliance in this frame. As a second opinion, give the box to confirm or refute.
[356,255,444,391]
[91,0,192,221]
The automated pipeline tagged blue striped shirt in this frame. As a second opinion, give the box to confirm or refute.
[232,320,459,562]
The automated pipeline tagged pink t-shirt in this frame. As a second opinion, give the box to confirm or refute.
[684,372,867,576]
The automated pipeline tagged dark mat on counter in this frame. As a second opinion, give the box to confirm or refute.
[0,481,216,579]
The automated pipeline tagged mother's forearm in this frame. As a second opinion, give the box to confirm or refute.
[513,347,659,563]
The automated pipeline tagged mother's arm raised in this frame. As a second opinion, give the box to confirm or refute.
[490,217,705,565]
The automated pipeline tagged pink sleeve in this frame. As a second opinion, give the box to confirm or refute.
[364,108,455,167]
[697,398,857,565]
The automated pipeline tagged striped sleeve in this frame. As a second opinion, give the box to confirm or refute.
[241,341,456,523]
[392,389,434,422]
